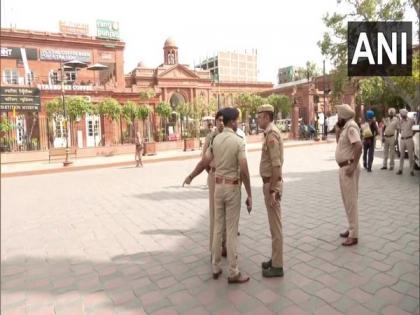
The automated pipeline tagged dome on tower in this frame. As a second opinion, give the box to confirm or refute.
[137,61,146,68]
[164,37,177,47]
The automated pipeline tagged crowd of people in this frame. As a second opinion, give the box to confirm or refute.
[355,108,417,176]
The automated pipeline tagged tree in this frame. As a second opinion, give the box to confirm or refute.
[136,105,152,141]
[268,94,292,119]
[318,0,410,104]
[139,89,156,141]
[155,101,172,141]
[176,102,192,139]
[98,98,122,144]
[98,98,121,121]
[46,98,63,118]
[122,101,138,141]
[294,61,321,82]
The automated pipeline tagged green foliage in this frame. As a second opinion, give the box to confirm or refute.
[137,105,151,121]
[122,101,138,125]
[139,88,156,101]
[66,96,91,121]
[267,94,292,117]
[0,115,14,134]
[46,98,63,118]
[98,98,121,121]
[156,101,172,119]
[176,102,192,118]
[318,0,409,101]
[294,61,321,81]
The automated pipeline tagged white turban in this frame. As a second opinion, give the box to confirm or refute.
[388,108,396,115]
[400,108,408,116]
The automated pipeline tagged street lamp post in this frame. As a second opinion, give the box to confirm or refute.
[322,60,327,141]
[60,61,72,166]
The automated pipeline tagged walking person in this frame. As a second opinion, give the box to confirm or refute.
[135,131,144,167]
[381,108,398,170]
[361,110,378,172]
[335,104,362,247]
[183,107,252,283]
[257,104,285,278]
[397,109,416,176]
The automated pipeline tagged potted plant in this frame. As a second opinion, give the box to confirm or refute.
[136,105,156,155]
[183,131,195,151]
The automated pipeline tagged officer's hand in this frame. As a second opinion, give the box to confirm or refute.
[183,175,192,187]
[345,166,355,177]
[269,192,277,207]
[245,196,252,214]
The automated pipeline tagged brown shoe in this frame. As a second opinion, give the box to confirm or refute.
[342,237,358,246]
[228,272,250,284]
[212,270,222,279]
[221,246,227,257]
[339,230,349,238]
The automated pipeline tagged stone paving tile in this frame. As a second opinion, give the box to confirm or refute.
[1,144,419,314]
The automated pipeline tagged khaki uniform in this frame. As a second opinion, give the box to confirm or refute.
[206,127,246,277]
[398,118,415,172]
[259,122,284,268]
[383,117,398,168]
[335,119,361,238]
[202,130,226,251]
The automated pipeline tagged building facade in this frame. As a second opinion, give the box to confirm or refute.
[196,50,258,83]
[0,29,272,154]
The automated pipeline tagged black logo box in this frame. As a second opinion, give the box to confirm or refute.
[348,21,412,76]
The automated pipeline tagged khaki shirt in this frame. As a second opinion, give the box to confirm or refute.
[206,127,246,179]
[202,130,219,168]
[383,117,398,136]
[259,122,283,177]
[335,119,361,163]
[398,118,415,138]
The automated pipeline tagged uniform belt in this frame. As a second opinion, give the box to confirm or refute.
[210,167,216,172]
[215,177,239,185]
[401,136,413,140]
[384,134,394,137]
[262,176,282,184]
[338,159,354,168]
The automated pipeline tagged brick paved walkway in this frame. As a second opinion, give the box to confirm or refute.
[1,143,418,315]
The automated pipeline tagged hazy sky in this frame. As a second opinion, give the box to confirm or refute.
[1,0,417,83]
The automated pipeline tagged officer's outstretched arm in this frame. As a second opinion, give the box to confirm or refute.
[182,155,212,186]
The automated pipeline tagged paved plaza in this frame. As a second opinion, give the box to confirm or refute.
[1,143,419,315]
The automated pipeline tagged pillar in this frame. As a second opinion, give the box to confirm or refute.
[38,113,48,151]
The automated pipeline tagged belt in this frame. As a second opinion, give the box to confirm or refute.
[338,159,354,168]
[210,167,216,172]
[215,177,239,185]
[262,176,283,184]
[401,136,413,140]
[384,134,394,138]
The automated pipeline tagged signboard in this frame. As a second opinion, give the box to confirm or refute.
[0,87,40,111]
[96,20,120,40]
[0,47,38,60]
[40,48,92,63]
[37,84,93,91]
[98,51,115,62]
[59,21,89,36]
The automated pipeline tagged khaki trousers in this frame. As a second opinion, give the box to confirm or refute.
[208,172,226,251]
[339,165,360,238]
[263,183,283,268]
[212,183,241,277]
[399,138,415,172]
[383,136,396,168]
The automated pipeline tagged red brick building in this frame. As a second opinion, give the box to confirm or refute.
[0,29,272,154]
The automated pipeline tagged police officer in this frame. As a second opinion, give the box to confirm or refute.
[397,109,415,176]
[183,107,252,283]
[257,104,284,278]
[200,110,226,256]
[381,108,398,170]
[335,104,362,246]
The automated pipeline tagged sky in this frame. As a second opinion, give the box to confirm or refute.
[1,0,418,84]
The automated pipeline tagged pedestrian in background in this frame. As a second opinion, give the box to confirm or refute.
[361,110,378,172]
[397,108,415,176]
[381,108,398,170]
[335,104,362,247]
